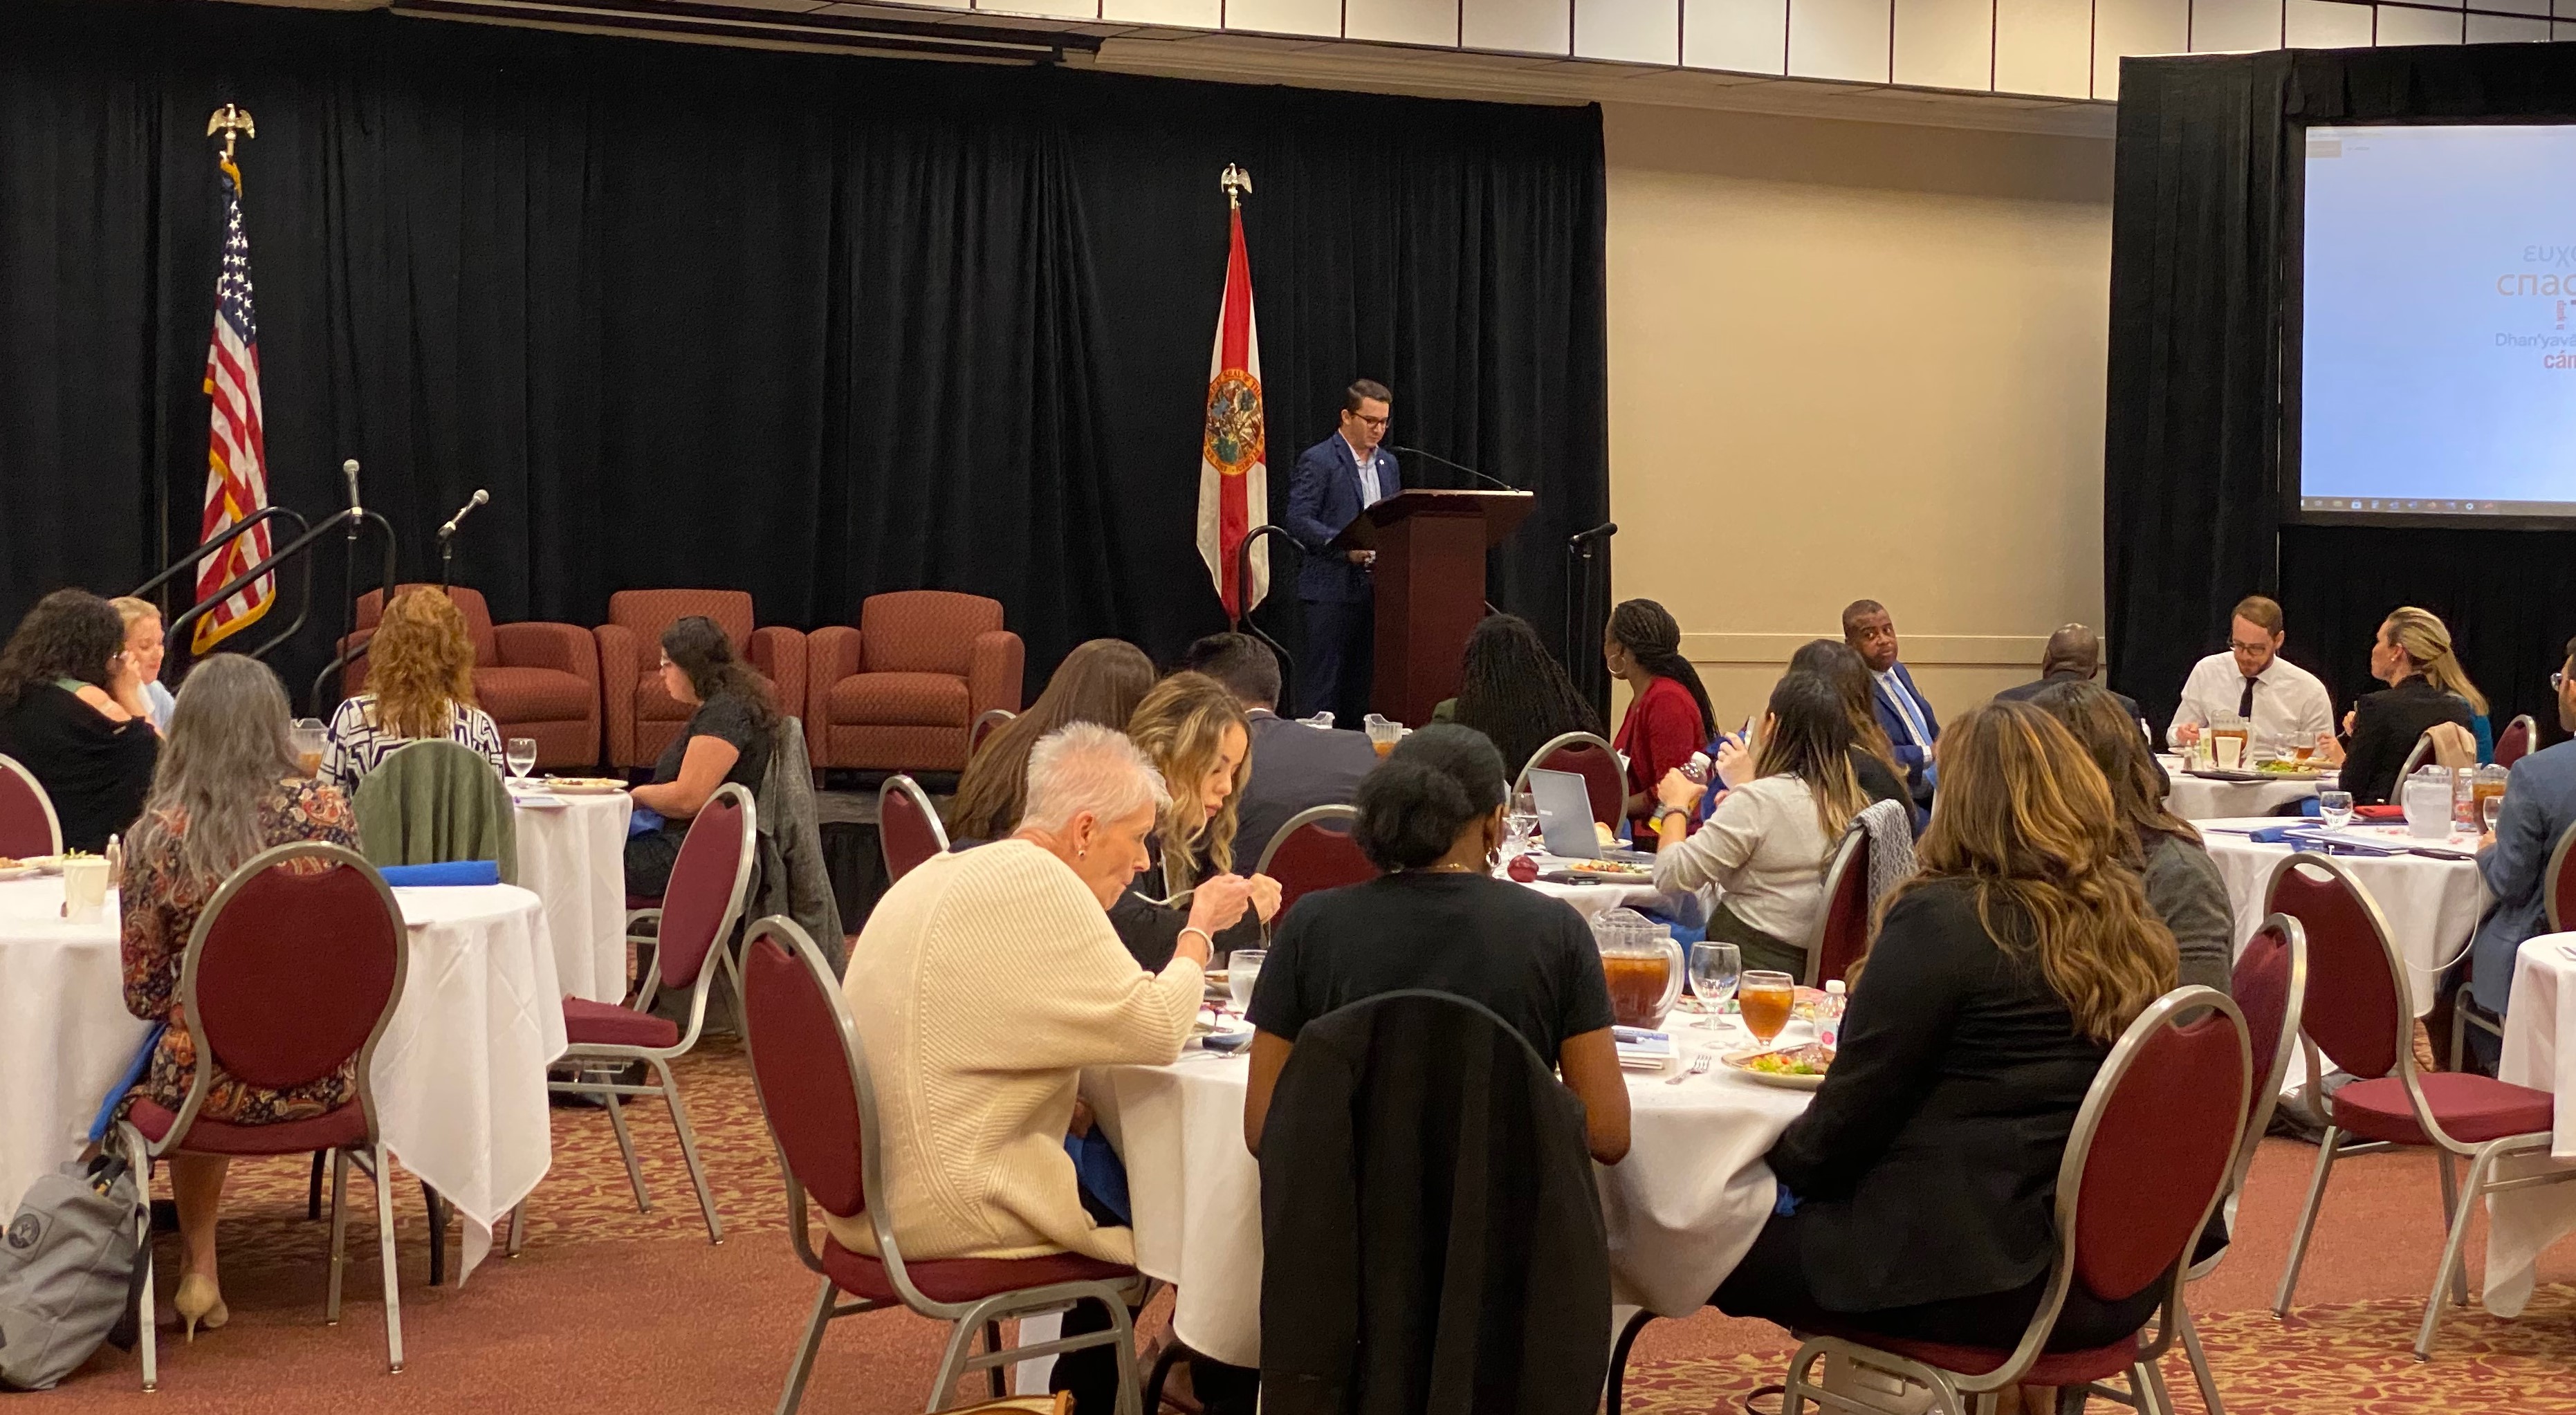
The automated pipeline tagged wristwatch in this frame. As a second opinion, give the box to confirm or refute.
[1654,805,1693,833]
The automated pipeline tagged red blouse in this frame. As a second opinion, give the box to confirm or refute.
[1612,675,1708,834]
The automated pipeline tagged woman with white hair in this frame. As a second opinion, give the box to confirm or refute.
[835,721,1255,1413]
[118,654,361,1340]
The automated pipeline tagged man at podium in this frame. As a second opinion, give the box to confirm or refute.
[1283,378,1402,723]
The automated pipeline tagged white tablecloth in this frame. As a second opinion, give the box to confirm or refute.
[377,885,568,1282]
[1088,1012,1812,1368]
[512,790,632,1004]
[2158,758,2325,822]
[0,879,154,1219]
[2485,932,2576,1317]
[2200,820,2487,1018]
[1521,873,1669,922]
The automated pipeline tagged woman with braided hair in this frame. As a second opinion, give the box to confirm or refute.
[1605,598,1715,835]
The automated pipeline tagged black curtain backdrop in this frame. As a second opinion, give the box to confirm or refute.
[2104,44,2576,741]
[0,0,1608,710]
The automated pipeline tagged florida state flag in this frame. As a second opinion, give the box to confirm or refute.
[1196,188,1267,621]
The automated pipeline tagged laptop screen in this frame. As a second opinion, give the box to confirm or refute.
[1525,767,1601,859]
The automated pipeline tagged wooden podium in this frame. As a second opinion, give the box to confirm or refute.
[1329,489,1536,725]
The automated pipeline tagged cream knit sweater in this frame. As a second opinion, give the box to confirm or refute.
[827,839,1203,1265]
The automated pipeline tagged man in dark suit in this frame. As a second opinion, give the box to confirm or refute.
[1844,599,1939,808]
[1182,630,1381,867]
[1282,379,1401,724]
[2463,636,2576,1068]
[1994,623,2142,723]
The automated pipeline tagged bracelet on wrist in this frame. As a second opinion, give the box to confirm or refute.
[1177,926,1216,956]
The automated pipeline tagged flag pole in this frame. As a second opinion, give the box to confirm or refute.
[206,103,256,163]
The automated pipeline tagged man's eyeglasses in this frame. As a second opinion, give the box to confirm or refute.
[2229,640,2274,656]
[2553,670,2568,693]
[1349,413,1390,430]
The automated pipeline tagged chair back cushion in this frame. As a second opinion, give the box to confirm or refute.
[1256,809,1380,917]
[1808,829,1871,986]
[859,591,1002,676]
[2229,920,2298,1125]
[609,589,755,658]
[2496,716,2534,769]
[742,923,868,1221]
[1530,739,1625,829]
[879,776,948,882]
[351,739,519,884]
[192,848,402,1092]
[0,754,60,858]
[2267,861,2403,1079]
[2070,1000,2247,1303]
[659,788,752,989]
[356,584,499,667]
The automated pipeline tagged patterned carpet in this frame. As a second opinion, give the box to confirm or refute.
[172,1039,2576,1414]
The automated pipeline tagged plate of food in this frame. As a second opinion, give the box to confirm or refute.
[9,854,66,876]
[0,857,35,882]
[1722,1042,1834,1090]
[542,776,629,795]
[2255,760,2328,779]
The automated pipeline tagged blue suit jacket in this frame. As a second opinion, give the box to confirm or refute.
[1283,434,1401,603]
[2471,739,2576,1014]
[1870,662,1940,808]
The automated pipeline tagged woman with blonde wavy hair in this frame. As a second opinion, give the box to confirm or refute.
[1110,672,1279,970]
[1710,701,2178,1415]
[320,586,507,796]
[2321,605,2487,804]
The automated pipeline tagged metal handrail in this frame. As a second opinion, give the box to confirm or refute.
[1234,523,1303,708]
[131,505,309,604]
[167,506,363,659]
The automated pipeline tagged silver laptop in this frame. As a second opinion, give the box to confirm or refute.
[1526,767,1655,862]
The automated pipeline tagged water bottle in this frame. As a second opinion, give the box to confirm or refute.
[1682,750,1713,784]
[1819,980,1847,1050]
[2451,766,2478,833]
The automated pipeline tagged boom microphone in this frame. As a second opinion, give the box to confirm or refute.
[1390,443,1519,492]
[1567,522,1618,546]
[439,488,490,539]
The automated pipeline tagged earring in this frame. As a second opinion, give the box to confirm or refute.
[1078,849,1087,860]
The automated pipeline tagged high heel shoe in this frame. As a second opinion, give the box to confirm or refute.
[173,1273,228,1342]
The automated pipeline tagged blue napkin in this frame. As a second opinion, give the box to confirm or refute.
[2248,825,2302,844]
[1065,1127,1132,1226]
[627,806,665,838]
[378,860,501,887]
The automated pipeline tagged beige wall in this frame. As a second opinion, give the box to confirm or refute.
[1601,102,2116,732]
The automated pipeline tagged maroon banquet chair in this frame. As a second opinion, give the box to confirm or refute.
[739,914,1147,1415]
[549,784,757,1245]
[968,708,1015,761]
[2550,819,2576,934]
[2167,914,2308,1415]
[1515,732,1626,829]
[2263,852,2575,1360]
[115,842,410,1391]
[1798,826,1871,988]
[1253,804,1381,917]
[0,753,62,858]
[2494,714,2538,769]
[878,774,949,884]
[1776,986,2251,1415]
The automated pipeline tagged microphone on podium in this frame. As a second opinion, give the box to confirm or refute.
[1388,443,1519,493]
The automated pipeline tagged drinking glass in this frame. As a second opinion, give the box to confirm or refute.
[2482,794,2503,835]
[1227,948,1267,1013]
[2319,789,2355,832]
[1363,714,1401,758]
[1738,970,1796,1048]
[291,722,328,779]
[1689,941,1741,1030]
[506,737,539,781]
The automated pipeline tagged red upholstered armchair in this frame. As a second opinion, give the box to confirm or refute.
[594,590,808,771]
[339,586,599,769]
[807,591,1022,773]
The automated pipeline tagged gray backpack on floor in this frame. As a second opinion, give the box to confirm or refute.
[0,1154,144,1391]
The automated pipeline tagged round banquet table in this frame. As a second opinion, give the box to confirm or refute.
[0,876,564,1286]
[1086,1008,1814,1369]
[2485,932,2576,1319]
[510,786,633,1004]
[0,878,155,1221]
[2198,819,2485,1018]
[2158,757,2326,822]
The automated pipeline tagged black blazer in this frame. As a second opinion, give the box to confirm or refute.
[2338,676,2474,806]
[1258,991,1608,1415]
[1994,670,2142,726]
[1767,878,2114,1313]
[1234,710,1381,869]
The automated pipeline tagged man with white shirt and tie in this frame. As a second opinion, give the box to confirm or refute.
[2168,594,2336,755]
[1843,599,1940,811]
[1284,379,1402,724]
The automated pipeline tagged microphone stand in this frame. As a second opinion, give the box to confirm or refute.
[436,490,489,591]
[1566,522,1617,715]
[338,460,362,712]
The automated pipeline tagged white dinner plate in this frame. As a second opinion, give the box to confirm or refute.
[1720,1048,1830,1091]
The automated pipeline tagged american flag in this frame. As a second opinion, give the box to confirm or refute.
[194,154,273,654]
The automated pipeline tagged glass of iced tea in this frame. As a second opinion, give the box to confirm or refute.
[1738,970,1796,1047]
[291,721,327,778]
[1363,714,1401,757]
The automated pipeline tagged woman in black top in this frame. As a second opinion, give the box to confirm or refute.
[0,589,160,852]
[2324,607,2482,806]
[1242,724,1630,1166]
[1712,701,2178,1413]
[625,616,777,896]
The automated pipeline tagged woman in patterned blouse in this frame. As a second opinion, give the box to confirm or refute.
[121,655,362,1338]
[321,586,507,797]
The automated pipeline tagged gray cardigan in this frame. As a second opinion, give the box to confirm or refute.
[2143,832,2234,995]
